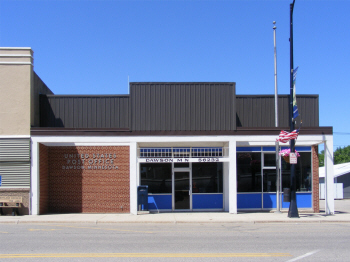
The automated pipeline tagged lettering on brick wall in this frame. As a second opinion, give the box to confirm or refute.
[62,153,118,170]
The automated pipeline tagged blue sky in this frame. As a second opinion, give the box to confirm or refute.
[1,0,349,150]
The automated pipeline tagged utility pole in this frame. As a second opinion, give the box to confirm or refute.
[288,0,299,218]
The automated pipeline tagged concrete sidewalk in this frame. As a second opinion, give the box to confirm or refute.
[1,200,349,224]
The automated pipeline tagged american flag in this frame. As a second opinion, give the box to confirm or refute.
[276,129,299,143]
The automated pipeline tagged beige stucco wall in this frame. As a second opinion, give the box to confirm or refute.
[0,48,33,136]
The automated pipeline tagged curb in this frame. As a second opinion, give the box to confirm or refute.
[1,219,350,224]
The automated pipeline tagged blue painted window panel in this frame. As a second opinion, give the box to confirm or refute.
[192,194,223,209]
[263,146,311,152]
[263,193,278,208]
[282,193,312,208]
[280,146,311,151]
[148,195,172,210]
[237,194,262,209]
[263,147,275,152]
[237,147,261,152]
[295,147,311,151]
[238,193,312,209]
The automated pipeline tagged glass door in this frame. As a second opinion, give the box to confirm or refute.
[173,171,191,210]
[263,169,277,192]
[262,153,279,209]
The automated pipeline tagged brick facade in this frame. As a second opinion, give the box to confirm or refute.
[0,188,30,215]
[312,145,320,213]
[41,146,130,214]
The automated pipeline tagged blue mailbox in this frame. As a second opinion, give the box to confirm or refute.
[137,185,149,211]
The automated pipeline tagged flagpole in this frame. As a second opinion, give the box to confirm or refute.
[273,21,281,213]
[288,0,299,218]
[273,21,278,127]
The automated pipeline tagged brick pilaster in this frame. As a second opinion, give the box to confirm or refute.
[312,145,320,213]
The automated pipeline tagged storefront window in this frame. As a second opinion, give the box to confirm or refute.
[237,150,312,193]
[140,163,172,193]
[281,152,312,192]
[237,153,262,192]
[192,163,223,193]
[264,153,276,167]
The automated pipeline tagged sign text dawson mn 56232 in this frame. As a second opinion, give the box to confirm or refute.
[138,158,228,163]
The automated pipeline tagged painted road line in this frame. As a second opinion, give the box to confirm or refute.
[0,253,292,258]
[286,250,320,262]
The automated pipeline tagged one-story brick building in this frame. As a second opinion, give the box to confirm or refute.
[0,47,335,215]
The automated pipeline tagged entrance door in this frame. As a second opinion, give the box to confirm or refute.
[173,171,191,210]
[263,169,277,193]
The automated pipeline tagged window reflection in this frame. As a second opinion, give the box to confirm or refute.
[263,170,276,192]
[281,152,312,192]
[264,153,276,167]
[237,151,312,193]
[237,153,262,192]
[192,163,223,193]
[174,163,190,168]
[140,163,172,193]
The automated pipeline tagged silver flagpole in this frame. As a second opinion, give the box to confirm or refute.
[273,21,281,213]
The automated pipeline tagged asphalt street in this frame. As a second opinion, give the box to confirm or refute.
[1,199,350,261]
[1,222,350,261]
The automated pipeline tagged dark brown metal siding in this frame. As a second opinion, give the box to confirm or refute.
[130,82,236,131]
[296,96,319,127]
[33,73,53,127]
[236,95,319,127]
[40,95,130,128]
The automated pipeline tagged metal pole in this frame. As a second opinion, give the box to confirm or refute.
[273,22,278,127]
[288,0,299,218]
[273,21,281,213]
[275,141,280,213]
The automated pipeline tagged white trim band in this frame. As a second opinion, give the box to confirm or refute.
[0,62,33,65]
[0,54,33,58]
[0,135,31,138]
